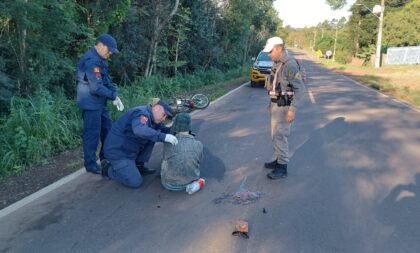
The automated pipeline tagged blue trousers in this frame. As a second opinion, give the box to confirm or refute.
[107,142,155,188]
[82,108,112,170]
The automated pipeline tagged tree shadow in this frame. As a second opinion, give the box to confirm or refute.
[290,116,349,171]
[377,173,420,252]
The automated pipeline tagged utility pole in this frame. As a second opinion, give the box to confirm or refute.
[333,26,338,62]
[375,0,385,68]
[356,1,384,68]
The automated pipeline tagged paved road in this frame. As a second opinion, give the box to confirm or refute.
[1,53,420,253]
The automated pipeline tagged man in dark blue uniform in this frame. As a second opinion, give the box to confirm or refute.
[76,34,124,174]
[101,99,178,188]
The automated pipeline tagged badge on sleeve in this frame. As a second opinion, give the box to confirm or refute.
[93,67,101,80]
[140,115,148,124]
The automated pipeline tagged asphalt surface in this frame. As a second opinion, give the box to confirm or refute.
[1,54,420,253]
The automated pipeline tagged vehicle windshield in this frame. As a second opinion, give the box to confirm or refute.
[257,52,271,61]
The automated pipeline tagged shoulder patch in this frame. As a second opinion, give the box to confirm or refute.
[140,115,148,124]
[294,72,302,80]
[93,67,101,79]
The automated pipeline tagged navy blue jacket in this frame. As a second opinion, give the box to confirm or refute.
[104,106,171,160]
[76,48,117,110]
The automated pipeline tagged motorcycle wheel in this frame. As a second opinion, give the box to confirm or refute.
[191,94,210,109]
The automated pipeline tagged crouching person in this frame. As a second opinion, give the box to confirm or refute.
[160,113,203,191]
[101,99,178,188]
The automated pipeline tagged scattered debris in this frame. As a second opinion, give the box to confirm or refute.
[213,176,263,205]
[232,220,249,239]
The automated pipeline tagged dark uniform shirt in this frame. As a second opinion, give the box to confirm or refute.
[270,52,305,112]
[104,106,171,160]
[76,48,117,110]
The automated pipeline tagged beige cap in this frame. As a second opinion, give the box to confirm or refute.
[262,36,284,52]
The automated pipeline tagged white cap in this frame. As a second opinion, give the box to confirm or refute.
[262,37,284,52]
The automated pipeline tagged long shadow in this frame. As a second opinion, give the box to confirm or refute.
[200,147,226,182]
[377,173,420,252]
[291,116,349,170]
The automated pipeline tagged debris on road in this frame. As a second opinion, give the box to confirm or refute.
[232,220,249,239]
[213,176,263,205]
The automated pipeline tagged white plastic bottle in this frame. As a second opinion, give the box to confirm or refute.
[186,178,205,194]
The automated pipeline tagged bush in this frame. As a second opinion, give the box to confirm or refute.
[0,89,81,176]
[0,65,248,177]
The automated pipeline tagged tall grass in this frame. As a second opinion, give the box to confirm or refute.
[0,65,248,177]
[0,89,82,176]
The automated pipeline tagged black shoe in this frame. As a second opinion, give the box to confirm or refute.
[86,164,101,174]
[264,159,278,169]
[267,164,288,179]
[101,159,111,178]
[136,163,156,175]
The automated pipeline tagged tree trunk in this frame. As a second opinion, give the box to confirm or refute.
[18,0,28,95]
[144,0,179,77]
[174,33,180,75]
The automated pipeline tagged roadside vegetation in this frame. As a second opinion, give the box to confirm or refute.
[314,57,420,107]
[0,0,279,178]
[283,0,420,65]
[283,0,419,108]
[0,66,248,178]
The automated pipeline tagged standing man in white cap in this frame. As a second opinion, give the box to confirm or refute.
[262,36,305,179]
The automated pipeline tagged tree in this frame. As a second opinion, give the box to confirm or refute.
[167,6,191,75]
[144,0,179,77]
[383,0,420,47]
[325,0,347,10]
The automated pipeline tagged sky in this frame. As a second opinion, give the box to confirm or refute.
[274,0,357,28]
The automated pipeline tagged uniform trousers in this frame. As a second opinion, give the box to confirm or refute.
[107,142,155,188]
[82,108,112,170]
[270,102,292,164]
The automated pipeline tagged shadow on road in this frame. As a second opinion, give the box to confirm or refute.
[200,147,226,182]
[377,173,420,252]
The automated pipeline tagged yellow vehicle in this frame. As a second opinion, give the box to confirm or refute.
[249,51,273,87]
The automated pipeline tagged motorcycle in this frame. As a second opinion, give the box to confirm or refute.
[170,93,210,114]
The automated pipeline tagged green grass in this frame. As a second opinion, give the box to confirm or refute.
[0,65,248,178]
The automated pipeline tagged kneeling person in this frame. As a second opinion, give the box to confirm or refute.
[161,113,203,191]
[102,100,178,188]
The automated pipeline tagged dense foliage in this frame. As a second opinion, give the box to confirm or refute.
[0,0,281,176]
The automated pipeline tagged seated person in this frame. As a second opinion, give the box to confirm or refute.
[101,99,178,188]
[160,113,203,191]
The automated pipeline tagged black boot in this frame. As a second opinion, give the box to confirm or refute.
[267,164,288,179]
[86,164,101,174]
[101,159,112,178]
[264,159,278,169]
[136,162,156,175]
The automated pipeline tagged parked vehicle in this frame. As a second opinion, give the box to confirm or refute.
[249,51,273,87]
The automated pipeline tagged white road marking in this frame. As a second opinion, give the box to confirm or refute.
[0,169,86,219]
